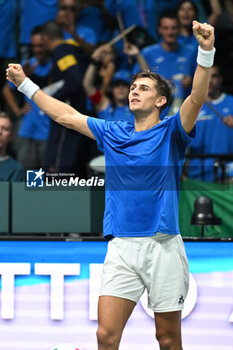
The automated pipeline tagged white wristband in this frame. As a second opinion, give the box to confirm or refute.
[197,46,216,68]
[17,77,40,100]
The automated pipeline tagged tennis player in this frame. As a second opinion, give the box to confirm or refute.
[6,20,215,350]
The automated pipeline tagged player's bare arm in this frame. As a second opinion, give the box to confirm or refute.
[180,20,215,134]
[6,63,95,140]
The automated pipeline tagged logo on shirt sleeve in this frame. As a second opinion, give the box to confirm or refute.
[57,54,77,71]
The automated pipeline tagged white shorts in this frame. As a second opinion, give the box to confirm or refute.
[99,234,189,313]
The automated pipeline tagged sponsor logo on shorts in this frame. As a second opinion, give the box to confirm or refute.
[178,295,184,304]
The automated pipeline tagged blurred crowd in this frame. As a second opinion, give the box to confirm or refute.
[0,0,233,182]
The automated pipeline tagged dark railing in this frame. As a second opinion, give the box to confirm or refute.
[185,154,233,183]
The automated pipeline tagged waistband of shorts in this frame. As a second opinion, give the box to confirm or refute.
[113,233,180,243]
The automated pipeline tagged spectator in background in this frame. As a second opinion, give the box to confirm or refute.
[0,0,18,110]
[76,0,115,43]
[176,0,199,50]
[105,0,144,29]
[105,0,145,70]
[19,0,58,60]
[83,45,134,124]
[40,21,90,175]
[214,0,233,95]
[2,26,52,170]
[0,112,24,182]
[132,12,196,117]
[187,64,233,182]
[140,0,199,42]
[56,0,97,55]
[201,0,222,26]
[134,0,158,41]
[84,45,116,97]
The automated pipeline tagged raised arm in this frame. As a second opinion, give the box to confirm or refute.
[208,0,222,26]
[6,63,95,140]
[83,45,113,111]
[123,41,149,71]
[180,21,215,134]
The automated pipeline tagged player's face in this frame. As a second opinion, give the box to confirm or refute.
[112,82,129,103]
[159,18,179,44]
[208,66,222,97]
[177,1,196,26]
[31,34,47,62]
[0,117,13,153]
[129,77,160,115]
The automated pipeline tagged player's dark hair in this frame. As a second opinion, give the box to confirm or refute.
[131,71,174,113]
[31,25,43,36]
[41,21,63,40]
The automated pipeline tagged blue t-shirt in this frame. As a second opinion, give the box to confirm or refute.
[105,0,144,28]
[135,0,157,40]
[133,42,196,98]
[98,104,134,124]
[188,93,233,181]
[77,6,110,43]
[87,111,194,239]
[178,34,198,52]
[63,25,97,45]
[20,0,58,44]
[0,0,18,58]
[9,57,52,140]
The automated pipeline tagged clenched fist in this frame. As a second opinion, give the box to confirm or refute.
[6,64,26,87]
[192,20,215,51]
